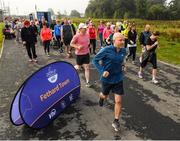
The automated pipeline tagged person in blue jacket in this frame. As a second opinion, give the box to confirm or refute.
[54,19,63,53]
[92,33,126,132]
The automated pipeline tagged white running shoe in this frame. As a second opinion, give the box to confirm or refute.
[138,71,143,79]
[152,79,158,84]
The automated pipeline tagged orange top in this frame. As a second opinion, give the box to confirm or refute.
[40,27,52,42]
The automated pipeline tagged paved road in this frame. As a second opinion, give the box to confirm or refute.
[0,39,180,140]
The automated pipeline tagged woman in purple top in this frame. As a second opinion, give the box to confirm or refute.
[97,21,105,47]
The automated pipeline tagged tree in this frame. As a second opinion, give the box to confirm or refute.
[147,4,165,20]
[70,10,81,18]
[136,0,148,19]
[168,0,180,19]
[84,0,180,20]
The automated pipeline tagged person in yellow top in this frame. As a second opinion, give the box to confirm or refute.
[122,23,131,48]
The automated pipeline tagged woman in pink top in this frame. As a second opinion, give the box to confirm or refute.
[103,22,112,46]
[40,23,52,56]
[97,21,105,46]
[70,23,91,87]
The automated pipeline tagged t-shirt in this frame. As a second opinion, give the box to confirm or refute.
[71,33,90,55]
[98,25,105,33]
[88,26,96,39]
[146,37,157,53]
[62,24,73,40]
[103,28,112,39]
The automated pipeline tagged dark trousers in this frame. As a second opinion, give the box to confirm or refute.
[90,39,96,54]
[25,42,37,59]
[56,36,63,49]
[99,33,103,46]
[125,39,128,48]
[43,40,51,53]
[127,47,137,61]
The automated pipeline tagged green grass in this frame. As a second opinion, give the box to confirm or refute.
[0,23,4,51]
[72,18,180,65]
[158,37,180,65]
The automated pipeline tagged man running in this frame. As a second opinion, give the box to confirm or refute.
[92,33,126,132]
[138,31,160,84]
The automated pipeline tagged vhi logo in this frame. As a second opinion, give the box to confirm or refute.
[49,109,56,119]
[46,67,58,83]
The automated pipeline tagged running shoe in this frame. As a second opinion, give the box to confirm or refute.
[152,79,158,84]
[33,59,38,62]
[138,71,143,79]
[112,120,120,132]
[59,48,63,53]
[85,82,91,88]
[99,97,104,107]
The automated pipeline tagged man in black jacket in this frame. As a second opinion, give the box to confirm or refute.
[21,20,37,62]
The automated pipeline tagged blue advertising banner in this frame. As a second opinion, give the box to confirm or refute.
[10,86,24,125]
[10,61,80,129]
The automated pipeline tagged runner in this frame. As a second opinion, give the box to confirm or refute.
[40,23,52,56]
[30,20,38,45]
[122,23,131,48]
[70,23,91,87]
[139,24,151,62]
[92,33,126,132]
[138,31,160,84]
[103,22,112,46]
[61,18,74,58]
[14,19,22,43]
[97,21,105,47]
[21,20,37,62]
[105,25,119,46]
[88,22,97,54]
[126,24,137,64]
[54,19,63,53]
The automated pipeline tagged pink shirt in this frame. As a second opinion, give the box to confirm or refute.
[98,25,105,33]
[71,33,90,55]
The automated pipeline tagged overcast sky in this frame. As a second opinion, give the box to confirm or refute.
[2,0,171,16]
[2,0,90,15]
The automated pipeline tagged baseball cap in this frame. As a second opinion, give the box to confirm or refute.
[78,23,87,29]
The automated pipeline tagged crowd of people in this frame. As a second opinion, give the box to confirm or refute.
[3,17,160,132]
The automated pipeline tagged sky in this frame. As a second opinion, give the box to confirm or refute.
[2,0,90,15]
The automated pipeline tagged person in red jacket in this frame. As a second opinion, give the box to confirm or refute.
[88,23,97,54]
[40,23,52,56]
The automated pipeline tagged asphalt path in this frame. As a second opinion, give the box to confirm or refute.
[0,39,180,140]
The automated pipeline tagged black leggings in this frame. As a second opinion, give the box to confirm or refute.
[43,40,51,53]
[141,53,157,69]
[127,47,137,61]
[90,39,96,53]
[56,36,63,49]
[25,42,37,59]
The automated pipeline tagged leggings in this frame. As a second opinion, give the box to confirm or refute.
[127,47,137,61]
[43,40,51,53]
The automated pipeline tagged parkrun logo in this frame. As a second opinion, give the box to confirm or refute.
[49,109,56,119]
[46,67,58,83]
